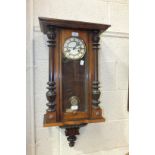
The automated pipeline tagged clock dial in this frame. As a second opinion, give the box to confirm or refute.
[63,37,86,60]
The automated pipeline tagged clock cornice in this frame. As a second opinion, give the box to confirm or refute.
[39,17,111,34]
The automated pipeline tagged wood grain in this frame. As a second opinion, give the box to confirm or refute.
[39,17,111,34]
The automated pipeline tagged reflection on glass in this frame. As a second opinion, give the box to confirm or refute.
[62,44,88,113]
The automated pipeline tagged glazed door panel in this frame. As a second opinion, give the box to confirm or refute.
[60,29,89,120]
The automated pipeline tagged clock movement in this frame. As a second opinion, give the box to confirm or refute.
[39,17,110,147]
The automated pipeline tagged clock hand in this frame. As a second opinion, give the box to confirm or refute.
[67,46,84,50]
[73,44,77,50]
[74,47,84,49]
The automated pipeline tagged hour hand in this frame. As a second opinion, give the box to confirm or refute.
[73,44,77,50]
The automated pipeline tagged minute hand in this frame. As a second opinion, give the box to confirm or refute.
[73,47,84,49]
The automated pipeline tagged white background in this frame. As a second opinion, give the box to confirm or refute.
[0,0,154,155]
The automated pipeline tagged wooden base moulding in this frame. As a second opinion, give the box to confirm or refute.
[44,117,105,127]
[44,107,104,127]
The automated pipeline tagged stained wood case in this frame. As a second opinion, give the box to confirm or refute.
[39,17,110,146]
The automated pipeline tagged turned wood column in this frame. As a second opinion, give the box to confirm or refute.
[92,30,101,108]
[46,26,56,112]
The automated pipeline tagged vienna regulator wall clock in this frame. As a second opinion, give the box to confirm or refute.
[39,17,110,147]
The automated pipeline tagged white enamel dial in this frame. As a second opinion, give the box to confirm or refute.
[63,37,86,60]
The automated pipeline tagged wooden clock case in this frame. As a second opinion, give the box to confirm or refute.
[39,17,110,147]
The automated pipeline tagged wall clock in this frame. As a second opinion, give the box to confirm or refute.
[39,17,110,147]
